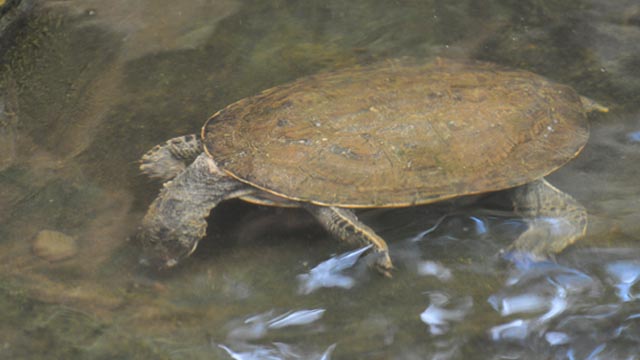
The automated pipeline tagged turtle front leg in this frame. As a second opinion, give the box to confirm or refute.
[140,134,203,181]
[506,179,587,258]
[139,153,252,268]
[304,205,393,276]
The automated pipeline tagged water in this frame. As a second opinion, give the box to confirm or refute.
[1,0,639,358]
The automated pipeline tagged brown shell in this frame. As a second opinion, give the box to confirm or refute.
[203,58,589,207]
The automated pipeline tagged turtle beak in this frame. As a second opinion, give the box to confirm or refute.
[139,249,193,270]
[137,227,200,270]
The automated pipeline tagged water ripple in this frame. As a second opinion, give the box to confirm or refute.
[416,260,452,281]
[218,343,336,360]
[297,245,371,295]
[420,292,473,336]
[606,260,640,301]
[227,309,326,341]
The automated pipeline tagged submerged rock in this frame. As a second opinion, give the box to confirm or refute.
[32,229,79,262]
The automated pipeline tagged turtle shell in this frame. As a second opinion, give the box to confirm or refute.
[202,58,589,207]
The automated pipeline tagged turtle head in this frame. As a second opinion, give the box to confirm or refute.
[136,152,247,270]
[137,224,201,270]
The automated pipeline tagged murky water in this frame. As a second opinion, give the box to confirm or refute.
[1,0,639,358]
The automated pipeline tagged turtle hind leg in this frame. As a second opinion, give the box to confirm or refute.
[506,179,587,258]
[304,205,393,276]
[140,134,202,181]
[139,153,252,268]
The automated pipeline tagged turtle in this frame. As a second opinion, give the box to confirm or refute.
[137,58,608,275]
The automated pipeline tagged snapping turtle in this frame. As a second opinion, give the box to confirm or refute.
[138,58,607,275]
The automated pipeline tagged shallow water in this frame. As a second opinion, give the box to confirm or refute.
[1,0,639,358]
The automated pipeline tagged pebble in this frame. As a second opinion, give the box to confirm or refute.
[32,230,79,262]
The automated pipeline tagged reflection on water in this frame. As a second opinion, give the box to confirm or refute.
[297,245,371,295]
[421,292,473,336]
[607,261,640,301]
[219,343,336,360]
[416,260,453,281]
[220,309,333,360]
[1,0,640,358]
[226,308,326,341]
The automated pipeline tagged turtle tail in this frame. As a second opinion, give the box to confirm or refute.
[579,96,609,114]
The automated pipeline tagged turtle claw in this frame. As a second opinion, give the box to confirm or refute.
[374,251,394,278]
